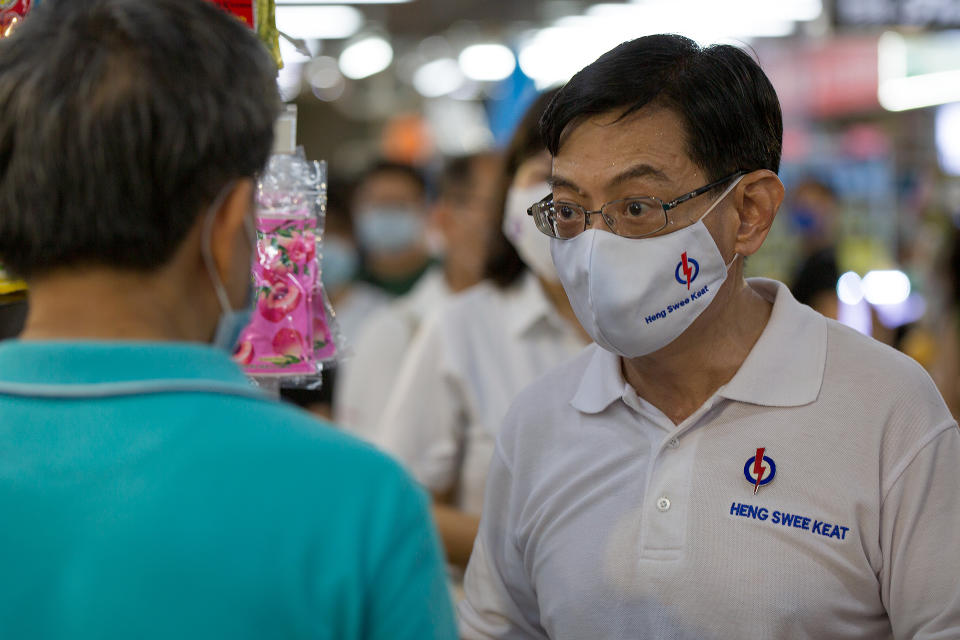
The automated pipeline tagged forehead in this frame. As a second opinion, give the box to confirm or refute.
[552,106,699,191]
[357,170,424,204]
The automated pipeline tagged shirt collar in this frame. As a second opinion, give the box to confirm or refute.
[0,340,252,387]
[570,278,827,414]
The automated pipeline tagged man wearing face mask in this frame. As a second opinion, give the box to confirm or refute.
[352,160,434,297]
[336,152,501,438]
[0,2,456,638]
[459,35,960,639]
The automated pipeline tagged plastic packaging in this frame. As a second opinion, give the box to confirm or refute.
[234,150,340,386]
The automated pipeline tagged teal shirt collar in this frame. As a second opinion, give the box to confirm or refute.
[0,340,263,399]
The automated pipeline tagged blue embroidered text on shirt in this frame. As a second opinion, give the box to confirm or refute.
[728,501,850,541]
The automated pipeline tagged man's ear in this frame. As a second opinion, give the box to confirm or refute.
[208,179,255,283]
[732,169,784,258]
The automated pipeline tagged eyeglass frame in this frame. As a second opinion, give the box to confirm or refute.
[526,169,747,239]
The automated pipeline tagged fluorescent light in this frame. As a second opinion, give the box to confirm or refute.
[862,270,911,306]
[937,103,960,175]
[277,0,410,4]
[413,58,464,98]
[279,37,311,65]
[339,36,393,79]
[519,27,610,89]
[879,69,960,111]
[306,56,345,101]
[836,271,864,306]
[458,44,516,82]
[277,63,304,102]
[878,31,960,111]
[275,5,363,40]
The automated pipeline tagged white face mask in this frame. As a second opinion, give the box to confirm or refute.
[550,176,743,358]
[503,182,559,283]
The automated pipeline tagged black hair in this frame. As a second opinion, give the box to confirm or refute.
[356,160,428,199]
[540,34,782,183]
[437,152,497,202]
[484,89,560,288]
[0,0,280,279]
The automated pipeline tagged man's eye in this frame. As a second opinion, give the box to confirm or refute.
[626,200,649,217]
[555,204,579,221]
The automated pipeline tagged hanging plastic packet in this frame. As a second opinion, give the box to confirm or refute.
[1,0,32,39]
[234,150,340,386]
[207,0,254,27]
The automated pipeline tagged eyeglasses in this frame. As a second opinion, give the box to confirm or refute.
[527,170,746,239]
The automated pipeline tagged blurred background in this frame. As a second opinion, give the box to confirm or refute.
[273,0,960,412]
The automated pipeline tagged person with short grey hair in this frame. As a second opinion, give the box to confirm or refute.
[0,1,456,638]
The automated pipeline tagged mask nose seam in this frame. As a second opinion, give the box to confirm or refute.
[583,230,619,352]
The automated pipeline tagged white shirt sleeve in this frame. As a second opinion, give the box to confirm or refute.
[334,306,415,442]
[458,426,547,639]
[376,310,465,495]
[880,422,960,639]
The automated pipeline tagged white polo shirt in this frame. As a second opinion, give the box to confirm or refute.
[376,271,586,515]
[459,278,960,639]
[335,267,449,440]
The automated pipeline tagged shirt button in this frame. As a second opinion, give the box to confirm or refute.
[656,496,671,512]
[668,438,680,449]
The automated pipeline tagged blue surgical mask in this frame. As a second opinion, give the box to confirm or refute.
[356,207,425,253]
[321,236,359,293]
[201,182,257,353]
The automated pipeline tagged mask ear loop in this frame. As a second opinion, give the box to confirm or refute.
[200,180,240,314]
[695,175,745,270]
[696,174,745,224]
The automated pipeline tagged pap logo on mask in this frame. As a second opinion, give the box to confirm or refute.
[674,252,699,289]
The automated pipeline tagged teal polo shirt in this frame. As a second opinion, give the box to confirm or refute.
[0,341,456,639]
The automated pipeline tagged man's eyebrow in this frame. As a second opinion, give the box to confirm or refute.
[607,164,669,188]
[548,164,670,196]
[546,175,582,194]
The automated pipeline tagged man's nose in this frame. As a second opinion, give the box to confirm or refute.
[586,210,611,232]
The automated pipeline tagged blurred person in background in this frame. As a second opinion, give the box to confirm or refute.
[0,1,456,638]
[335,151,501,438]
[459,35,960,639]
[788,178,840,319]
[352,160,434,297]
[375,90,589,572]
[320,177,390,345]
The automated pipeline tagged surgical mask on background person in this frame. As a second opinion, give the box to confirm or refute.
[321,236,359,293]
[551,177,743,358]
[503,183,559,283]
[355,206,425,253]
[200,183,257,353]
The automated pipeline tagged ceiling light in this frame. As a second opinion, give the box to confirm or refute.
[413,58,464,98]
[836,271,864,306]
[339,36,393,79]
[277,0,411,4]
[862,270,911,306]
[458,44,516,82]
[275,5,363,40]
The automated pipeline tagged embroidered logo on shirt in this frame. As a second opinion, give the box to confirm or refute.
[728,502,851,540]
[674,252,700,289]
[743,447,775,494]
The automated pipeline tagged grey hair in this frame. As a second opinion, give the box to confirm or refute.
[0,0,280,279]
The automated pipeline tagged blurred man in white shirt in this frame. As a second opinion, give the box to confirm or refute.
[336,152,500,438]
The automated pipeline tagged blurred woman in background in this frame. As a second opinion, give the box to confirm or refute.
[374,89,589,571]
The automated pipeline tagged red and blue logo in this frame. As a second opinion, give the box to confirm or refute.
[744,447,775,494]
[675,252,699,289]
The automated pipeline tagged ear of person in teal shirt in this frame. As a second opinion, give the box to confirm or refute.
[0,340,458,639]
